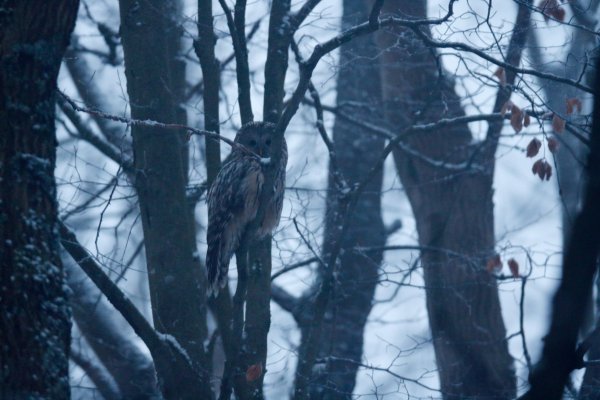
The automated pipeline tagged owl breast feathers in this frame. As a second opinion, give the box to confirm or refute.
[206,121,287,296]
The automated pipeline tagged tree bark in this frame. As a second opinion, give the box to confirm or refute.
[376,2,515,398]
[119,0,212,398]
[526,2,600,394]
[298,1,386,398]
[521,46,600,400]
[0,1,79,398]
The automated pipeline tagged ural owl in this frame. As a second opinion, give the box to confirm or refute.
[206,121,287,296]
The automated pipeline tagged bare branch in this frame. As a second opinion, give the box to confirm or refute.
[270,283,302,322]
[70,347,121,400]
[481,0,532,165]
[59,222,164,356]
[195,0,222,184]
[59,222,210,398]
[57,96,134,175]
[218,0,253,123]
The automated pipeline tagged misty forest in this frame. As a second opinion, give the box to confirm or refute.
[2,0,600,399]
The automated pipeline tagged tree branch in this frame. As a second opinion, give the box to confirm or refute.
[218,0,253,123]
[59,221,210,399]
[195,0,222,184]
[70,346,121,400]
[481,0,532,166]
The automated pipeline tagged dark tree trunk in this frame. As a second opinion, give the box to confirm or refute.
[521,49,600,400]
[299,1,386,398]
[580,325,600,400]
[0,1,79,398]
[119,0,212,398]
[526,2,600,394]
[376,2,516,398]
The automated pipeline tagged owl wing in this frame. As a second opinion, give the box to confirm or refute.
[257,146,288,237]
[206,156,263,296]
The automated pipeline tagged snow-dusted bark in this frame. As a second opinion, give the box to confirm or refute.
[118,0,212,398]
[376,2,516,398]
[526,2,600,394]
[295,1,386,398]
[522,50,600,400]
[0,1,79,398]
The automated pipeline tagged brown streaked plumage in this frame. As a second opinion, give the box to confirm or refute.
[206,121,287,296]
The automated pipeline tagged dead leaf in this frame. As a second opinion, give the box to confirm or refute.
[538,0,564,22]
[532,159,552,181]
[544,161,553,181]
[566,97,583,115]
[508,258,520,278]
[510,104,524,133]
[526,138,542,158]
[493,67,507,85]
[532,159,543,177]
[486,254,502,273]
[553,6,566,22]
[246,363,263,382]
[552,114,566,133]
[547,137,559,153]
[524,114,531,127]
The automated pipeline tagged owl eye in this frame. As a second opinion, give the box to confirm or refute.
[249,139,257,147]
[265,138,271,146]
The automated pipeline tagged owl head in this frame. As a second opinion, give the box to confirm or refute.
[234,121,278,158]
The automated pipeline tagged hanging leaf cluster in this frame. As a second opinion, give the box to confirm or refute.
[538,0,566,22]
[486,254,521,278]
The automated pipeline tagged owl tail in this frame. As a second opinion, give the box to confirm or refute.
[206,230,233,297]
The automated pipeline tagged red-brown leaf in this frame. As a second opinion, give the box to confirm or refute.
[510,104,524,133]
[246,363,263,382]
[532,159,552,181]
[538,0,565,22]
[552,6,566,22]
[493,67,507,86]
[524,114,531,127]
[544,161,553,181]
[508,258,520,278]
[552,114,566,133]
[532,158,544,179]
[566,97,583,115]
[486,254,502,273]
[547,137,559,153]
[526,138,542,157]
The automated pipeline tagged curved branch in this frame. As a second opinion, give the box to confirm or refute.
[59,222,212,399]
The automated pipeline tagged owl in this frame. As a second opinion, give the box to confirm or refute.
[206,121,287,296]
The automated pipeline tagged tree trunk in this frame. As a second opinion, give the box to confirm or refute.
[521,48,600,400]
[376,2,516,398]
[299,1,386,398]
[118,0,212,398]
[526,1,600,393]
[0,1,79,398]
